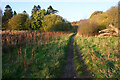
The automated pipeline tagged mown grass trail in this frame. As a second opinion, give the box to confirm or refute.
[62,34,90,78]
[61,34,78,78]
[73,41,90,78]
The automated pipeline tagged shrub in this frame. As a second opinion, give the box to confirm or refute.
[89,11,103,19]
[41,14,72,31]
[106,6,118,28]
[77,20,99,36]
[89,12,108,30]
[89,6,118,30]
[52,22,73,31]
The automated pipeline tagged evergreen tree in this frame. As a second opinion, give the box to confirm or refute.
[2,5,13,29]
[23,10,27,14]
[14,11,17,15]
[31,9,46,30]
[47,5,58,14]
[3,5,13,21]
[31,5,41,14]
[37,5,41,11]
[31,5,41,20]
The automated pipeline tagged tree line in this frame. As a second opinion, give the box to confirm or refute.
[2,5,73,31]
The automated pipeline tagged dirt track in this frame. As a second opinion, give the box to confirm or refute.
[61,35,78,78]
[61,35,90,78]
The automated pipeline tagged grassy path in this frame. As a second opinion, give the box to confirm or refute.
[61,34,90,78]
[74,41,90,78]
[61,34,78,78]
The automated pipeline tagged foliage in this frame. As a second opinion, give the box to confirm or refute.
[2,5,13,21]
[77,20,99,36]
[47,5,58,14]
[13,11,17,15]
[32,5,41,14]
[23,10,27,14]
[2,5,13,29]
[52,21,73,31]
[31,9,46,30]
[41,14,64,31]
[75,35,120,78]
[106,6,118,28]
[31,5,41,20]
[30,5,60,31]
[90,11,103,19]
[2,4,70,31]
[89,12,108,30]
[119,2,120,29]
[8,13,30,30]
[89,6,118,30]
[40,13,72,31]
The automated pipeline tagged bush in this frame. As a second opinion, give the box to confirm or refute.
[89,12,108,30]
[89,6,118,30]
[41,14,72,31]
[40,14,63,31]
[106,6,118,28]
[89,11,103,19]
[77,20,99,36]
[52,22,73,31]
[8,13,30,30]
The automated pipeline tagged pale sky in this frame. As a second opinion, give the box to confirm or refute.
[1,0,120,2]
[1,0,119,22]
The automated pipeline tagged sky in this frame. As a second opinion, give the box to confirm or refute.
[1,0,119,22]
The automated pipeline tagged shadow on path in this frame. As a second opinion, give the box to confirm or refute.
[61,34,78,78]
[74,41,90,78]
[61,34,90,78]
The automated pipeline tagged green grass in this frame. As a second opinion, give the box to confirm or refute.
[2,33,73,78]
[75,35,120,78]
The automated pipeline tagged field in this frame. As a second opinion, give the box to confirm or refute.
[74,34,120,78]
[2,30,120,78]
[2,31,73,78]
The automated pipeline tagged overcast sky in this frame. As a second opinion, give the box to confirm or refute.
[1,0,119,22]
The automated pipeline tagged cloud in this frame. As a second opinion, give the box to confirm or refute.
[1,0,120,2]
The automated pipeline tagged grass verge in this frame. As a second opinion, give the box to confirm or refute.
[75,35,119,78]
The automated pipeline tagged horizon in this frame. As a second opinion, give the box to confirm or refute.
[1,1,119,22]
